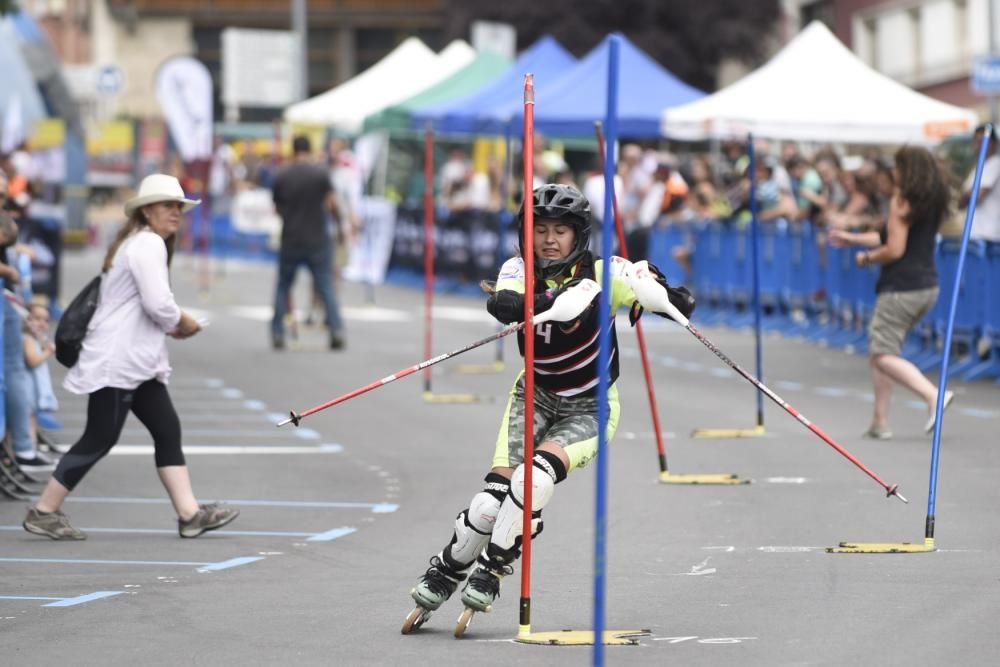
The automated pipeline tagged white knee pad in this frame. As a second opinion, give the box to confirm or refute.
[444,491,501,568]
[489,462,555,553]
[511,461,555,511]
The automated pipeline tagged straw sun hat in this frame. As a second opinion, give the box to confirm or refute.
[123,174,201,217]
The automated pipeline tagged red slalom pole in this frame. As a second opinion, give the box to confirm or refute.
[423,123,434,393]
[519,73,536,637]
[277,322,524,427]
[593,121,669,474]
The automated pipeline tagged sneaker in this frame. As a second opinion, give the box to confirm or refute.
[329,334,345,351]
[271,334,285,350]
[178,503,240,538]
[924,390,955,434]
[862,425,893,440]
[14,454,56,472]
[23,507,87,540]
[411,556,463,611]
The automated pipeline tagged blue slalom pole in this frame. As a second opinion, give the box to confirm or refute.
[747,136,765,430]
[925,125,992,542]
[593,33,620,667]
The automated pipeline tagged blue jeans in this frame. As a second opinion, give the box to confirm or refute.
[271,243,344,339]
[4,301,34,456]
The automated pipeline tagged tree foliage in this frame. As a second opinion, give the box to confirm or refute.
[444,0,782,92]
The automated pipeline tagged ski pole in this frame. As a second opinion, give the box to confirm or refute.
[628,261,907,503]
[593,121,670,474]
[277,278,601,427]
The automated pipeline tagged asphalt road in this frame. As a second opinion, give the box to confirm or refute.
[2,248,999,666]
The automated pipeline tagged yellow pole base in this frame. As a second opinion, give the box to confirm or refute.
[452,361,505,375]
[422,391,490,404]
[827,537,936,553]
[659,471,751,485]
[691,425,765,439]
[514,629,651,646]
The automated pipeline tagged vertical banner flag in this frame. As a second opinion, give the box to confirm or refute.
[154,56,214,162]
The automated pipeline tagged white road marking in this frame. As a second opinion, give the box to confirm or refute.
[763,477,808,484]
[676,556,716,576]
[108,445,342,455]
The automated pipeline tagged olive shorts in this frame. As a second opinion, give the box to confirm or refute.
[868,287,938,356]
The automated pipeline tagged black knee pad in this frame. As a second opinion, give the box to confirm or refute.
[482,472,511,502]
[533,450,567,484]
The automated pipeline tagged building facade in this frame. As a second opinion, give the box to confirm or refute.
[28,0,447,120]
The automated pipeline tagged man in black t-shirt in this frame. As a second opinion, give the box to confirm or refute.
[270,135,345,350]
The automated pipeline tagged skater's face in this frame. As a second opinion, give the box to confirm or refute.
[533,218,575,261]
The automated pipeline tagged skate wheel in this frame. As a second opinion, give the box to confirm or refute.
[401,606,431,634]
[454,607,475,639]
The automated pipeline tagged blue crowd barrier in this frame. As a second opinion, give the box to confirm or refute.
[643,219,1000,385]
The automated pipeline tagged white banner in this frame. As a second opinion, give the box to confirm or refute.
[341,196,396,285]
[231,188,283,236]
[154,56,213,162]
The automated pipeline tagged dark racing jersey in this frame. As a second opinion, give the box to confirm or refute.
[493,252,638,397]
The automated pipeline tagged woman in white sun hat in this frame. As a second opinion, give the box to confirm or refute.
[23,174,240,541]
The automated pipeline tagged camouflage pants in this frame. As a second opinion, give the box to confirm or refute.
[491,373,620,472]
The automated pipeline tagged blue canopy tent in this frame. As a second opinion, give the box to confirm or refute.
[412,35,576,135]
[489,33,705,138]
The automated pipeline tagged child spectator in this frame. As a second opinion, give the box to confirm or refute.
[23,297,61,447]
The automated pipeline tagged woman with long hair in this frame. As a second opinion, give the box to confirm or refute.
[830,146,954,439]
[23,174,239,540]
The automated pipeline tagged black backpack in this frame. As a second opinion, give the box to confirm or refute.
[54,275,102,368]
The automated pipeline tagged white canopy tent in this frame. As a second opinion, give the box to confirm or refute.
[662,21,978,144]
[284,38,475,133]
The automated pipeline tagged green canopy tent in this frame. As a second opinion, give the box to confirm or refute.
[361,50,510,135]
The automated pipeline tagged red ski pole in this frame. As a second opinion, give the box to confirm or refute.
[628,261,907,503]
[593,121,669,474]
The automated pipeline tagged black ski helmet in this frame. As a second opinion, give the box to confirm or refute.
[517,183,592,281]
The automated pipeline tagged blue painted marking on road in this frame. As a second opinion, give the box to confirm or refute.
[958,407,997,418]
[776,381,803,391]
[243,400,266,410]
[198,556,264,572]
[319,443,344,453]
[814,386,848,397]
[0,595,62,601]
[0,557,208,566]
[205,378,224,388]
[221,388,244,399]
[306,527,357,542]
[44,591,124,607]
[2,556,264,572]
[0,526,325,538]
[66,497,399,512]
[293,428,320,440]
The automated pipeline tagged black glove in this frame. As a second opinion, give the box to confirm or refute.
[628,262,696,325]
